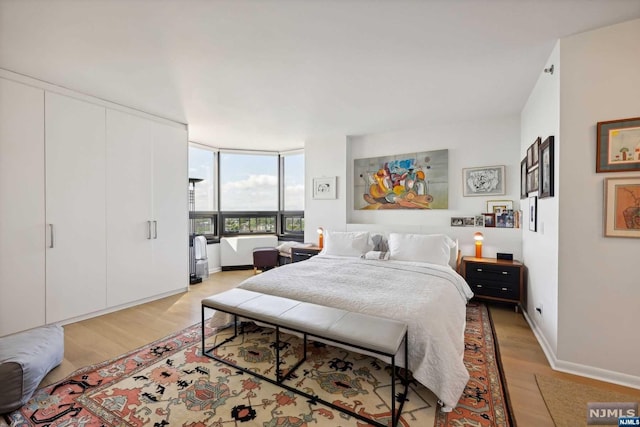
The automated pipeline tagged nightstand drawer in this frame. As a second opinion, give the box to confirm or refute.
[465,263,520,284]
[469,282,519,300]
[460,256,526,312]
[291,247,320,263]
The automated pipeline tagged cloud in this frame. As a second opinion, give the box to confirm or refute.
[284,184,304,210]
[222,174,278,210]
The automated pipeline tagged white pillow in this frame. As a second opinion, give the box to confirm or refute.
[388,233,456,266]
[276,241,311,255]
[322,231,373,257]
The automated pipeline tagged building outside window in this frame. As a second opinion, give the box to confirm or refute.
[188,145,304,238]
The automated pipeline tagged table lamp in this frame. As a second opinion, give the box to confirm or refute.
[474,232,484,258]
[317,227,324,249]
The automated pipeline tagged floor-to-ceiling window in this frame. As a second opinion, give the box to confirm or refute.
[281,151,304,236]
[188,145,304,241]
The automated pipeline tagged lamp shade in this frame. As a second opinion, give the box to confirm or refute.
[317,227,324,249]
[474,232,484,258]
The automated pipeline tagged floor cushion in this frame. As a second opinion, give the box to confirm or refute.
[0,325,64,414]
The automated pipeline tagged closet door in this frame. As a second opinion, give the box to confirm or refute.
[106,109,153,307]
[0,78,45,336]
[151,121,188,294]
[45,92,106,323]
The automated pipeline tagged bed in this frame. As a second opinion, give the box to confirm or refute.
[210,231,474,410]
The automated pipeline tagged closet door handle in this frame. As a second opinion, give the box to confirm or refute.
[147,221,152,239]
[49,224,54,248]
[153,221,158,239]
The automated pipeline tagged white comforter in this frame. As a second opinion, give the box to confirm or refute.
[213,255,474,408]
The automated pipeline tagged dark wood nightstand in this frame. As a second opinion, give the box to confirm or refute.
[291,246,321,263]
[460,256,526,312]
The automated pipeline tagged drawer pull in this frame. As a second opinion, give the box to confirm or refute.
[475,284,483,288]
[476,268,483,272]
[502,271,508,275]
[501,287,508,291]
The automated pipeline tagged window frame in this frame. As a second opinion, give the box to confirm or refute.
[188,145,305,240]
[219,211,278,236]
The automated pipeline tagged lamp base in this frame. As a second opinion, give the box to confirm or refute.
[475,244,482,258]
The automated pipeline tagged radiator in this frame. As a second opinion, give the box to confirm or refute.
[220,235,279,267]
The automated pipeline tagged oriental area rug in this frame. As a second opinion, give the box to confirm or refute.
[4,302,512,427]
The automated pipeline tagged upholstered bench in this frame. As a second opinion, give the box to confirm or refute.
[0,324,64,414]
[201,289,408,427]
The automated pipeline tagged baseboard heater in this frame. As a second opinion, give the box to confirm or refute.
[220,235,278,270]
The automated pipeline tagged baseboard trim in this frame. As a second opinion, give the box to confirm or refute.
[522,310,640,390]
[209,267,222,274]
[221,265,253,271]
[56,287,189,327]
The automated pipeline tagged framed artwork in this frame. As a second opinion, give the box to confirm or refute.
[463,217,475,226]
[520,157,528,199]
[496,209,515,228]
[312,176,337,200]
[529,196,537,232]
[462,165,506,197]
[604,177,640,237]
[539,136,554,198]
[527,137,541,170]
[354,149,448,209]
[527,167,539,194]
[531,137,540,168]
[451,217,465,227]
[482,213,496,228]
[474,215,485,227]
[597,117,640,173]
[487,199,513,215]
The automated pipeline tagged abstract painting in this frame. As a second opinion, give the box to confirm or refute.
[354,149,448,209]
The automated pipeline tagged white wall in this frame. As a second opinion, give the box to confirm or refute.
[555,19,640,386]
[304,135,349,243]
[520,42,560,356]
[346,116,523,259]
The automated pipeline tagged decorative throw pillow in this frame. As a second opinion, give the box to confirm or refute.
[0,324,64,413]
[388,233,455,266]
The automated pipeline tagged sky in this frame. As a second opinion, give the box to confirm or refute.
[189,148,304,211]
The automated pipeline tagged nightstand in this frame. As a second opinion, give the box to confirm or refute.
[460,256,526,312]
[291,246,321,263]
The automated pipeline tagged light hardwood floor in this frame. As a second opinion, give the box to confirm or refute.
[42,270,640,426]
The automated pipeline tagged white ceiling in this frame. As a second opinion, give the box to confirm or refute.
[1,0,639,151]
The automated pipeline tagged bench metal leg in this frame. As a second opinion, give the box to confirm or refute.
[201,304,407,427]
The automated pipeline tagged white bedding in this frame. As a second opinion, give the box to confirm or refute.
[210,254,473,409]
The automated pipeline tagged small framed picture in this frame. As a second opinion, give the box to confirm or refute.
[483,213,496,228]
[539,136,554,198]
[597,117,640,173]
[462,165,506,197]
[527,137,541,170]
[604,177,640,237]
[451,217,465,227]
[463,217,475,226]
[312,177,337,200]
[527,167,539,194]
[529,196,537,232]
[474,215,485,227]
[496,209,515,228]
[532,137,540,168]
[487,200,513,215]
[520,157,528,199]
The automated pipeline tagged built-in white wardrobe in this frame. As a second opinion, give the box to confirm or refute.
[0,71,188,337]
